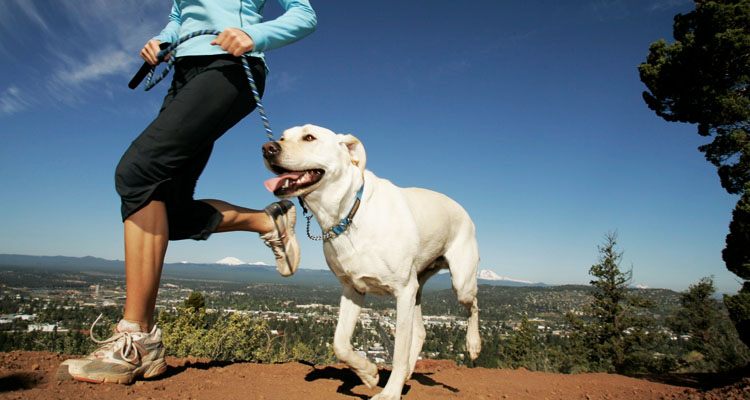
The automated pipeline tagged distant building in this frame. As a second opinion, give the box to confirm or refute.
[296,304,324,309]
[27,323,68,332]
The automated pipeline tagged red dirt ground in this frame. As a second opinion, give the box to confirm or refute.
[1,351,748,399]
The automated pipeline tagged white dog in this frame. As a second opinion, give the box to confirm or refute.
[262,125,481,400]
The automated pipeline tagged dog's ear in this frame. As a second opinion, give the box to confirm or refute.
[338,134,366,176]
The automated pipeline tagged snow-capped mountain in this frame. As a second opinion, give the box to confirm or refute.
[215,256,247,266]
[477,269,536,285]
[215,257,271,267]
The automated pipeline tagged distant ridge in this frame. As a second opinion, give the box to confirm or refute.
[0,253,333,287]
[0,254,548,289]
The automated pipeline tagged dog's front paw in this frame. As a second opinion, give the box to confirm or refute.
[467,336,481,360]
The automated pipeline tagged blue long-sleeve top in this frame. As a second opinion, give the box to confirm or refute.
[153,0,316,63]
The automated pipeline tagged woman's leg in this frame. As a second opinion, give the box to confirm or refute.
[116,57,268,331]
[201,198,299,277]
[201,199,274,233]
[121,199,278,332]
[59,57,282,384]
[122,200,169,332]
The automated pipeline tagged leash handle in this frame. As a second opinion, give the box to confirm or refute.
[134,30,274,140]
[144,29,224,90]
[128,42,171,90]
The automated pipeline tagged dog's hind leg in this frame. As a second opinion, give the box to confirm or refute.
[446,236,482,360]
[407,302,425,380]
[333,284,379,388]
[406,285,426,380]
[407,263,442,379]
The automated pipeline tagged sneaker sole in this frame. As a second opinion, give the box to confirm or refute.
[265,200,297,272]
[56,364,73,381]
[69,358,167,384]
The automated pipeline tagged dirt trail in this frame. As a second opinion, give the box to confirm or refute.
[1,351,748,399]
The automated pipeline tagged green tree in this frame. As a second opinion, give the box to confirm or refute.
[669,276,750,371]
[569,232,669,374]
[498,315,538,370]
[638,0,750,346]
[723,185,750,346]
[205,313,268,362]
[158,294,269,362]
[497,315,559,372]
[562,310,596,373]
[184,291,206,310]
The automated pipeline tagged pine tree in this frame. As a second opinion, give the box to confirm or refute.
[669,277,750,371]
[639,0,750,346]
[570,232,668,374]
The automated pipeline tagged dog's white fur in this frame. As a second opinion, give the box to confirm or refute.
[264,125,481,400]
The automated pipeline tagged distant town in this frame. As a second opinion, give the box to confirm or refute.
[0,254,693,369]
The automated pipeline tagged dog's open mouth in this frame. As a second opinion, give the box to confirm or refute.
[264,167,325,196]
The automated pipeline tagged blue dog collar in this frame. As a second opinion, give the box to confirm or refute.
[299,179,365,241]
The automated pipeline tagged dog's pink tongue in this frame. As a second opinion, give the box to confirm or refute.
[264,171,306,193]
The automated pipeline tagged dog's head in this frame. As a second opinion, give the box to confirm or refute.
[262,124,366,199]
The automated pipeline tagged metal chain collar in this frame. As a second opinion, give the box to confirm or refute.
[300,181,364,242]
[304,213,338,241]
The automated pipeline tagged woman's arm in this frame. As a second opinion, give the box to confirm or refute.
[240,0,317,53]
[152,0,182,45]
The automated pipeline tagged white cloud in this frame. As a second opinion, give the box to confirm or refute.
[14,1,170,107]
[0,86,31,116]
[273,71,301,92]
[648,0,693,12]
[56,0,166,53]
[54,49,135,87]
[0,0,50,32]
[16,1,50,31]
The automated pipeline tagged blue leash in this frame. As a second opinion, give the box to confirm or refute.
[142,29,273,141]
[135,30,363,242]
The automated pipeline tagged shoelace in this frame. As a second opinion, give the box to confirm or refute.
[88,314,141,363]
[263,234,287,259]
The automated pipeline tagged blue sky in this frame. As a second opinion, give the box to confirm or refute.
[0,0,742,294]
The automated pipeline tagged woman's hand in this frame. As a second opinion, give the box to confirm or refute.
[140,40,168,66]
[211,28,255,56]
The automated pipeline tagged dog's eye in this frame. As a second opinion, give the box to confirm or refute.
[278,137,285,141]
[303,134,316,142]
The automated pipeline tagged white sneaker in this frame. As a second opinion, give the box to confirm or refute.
[58,316,166,384]
[261,200,300,277]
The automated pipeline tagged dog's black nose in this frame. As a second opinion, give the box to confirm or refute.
[262,141,281,157]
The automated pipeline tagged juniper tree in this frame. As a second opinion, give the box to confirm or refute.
[159,292,269,362]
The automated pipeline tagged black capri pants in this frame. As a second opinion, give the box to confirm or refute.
[115,55,266,241]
